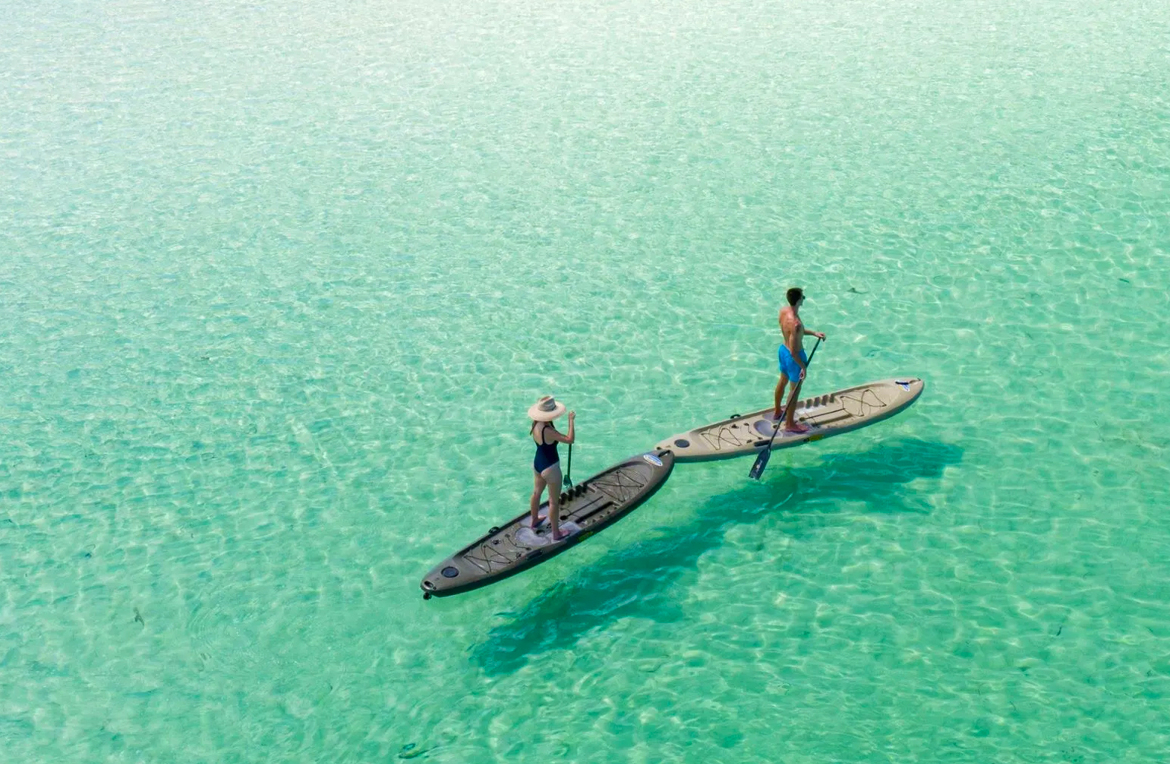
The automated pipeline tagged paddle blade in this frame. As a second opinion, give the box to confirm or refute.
[748,447,771,480]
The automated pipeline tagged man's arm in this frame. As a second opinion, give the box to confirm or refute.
[802,328,827,341]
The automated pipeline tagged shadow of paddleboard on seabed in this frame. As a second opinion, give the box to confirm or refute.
[470,437,963,677]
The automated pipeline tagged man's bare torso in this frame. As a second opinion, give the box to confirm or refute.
[780,306,804,354]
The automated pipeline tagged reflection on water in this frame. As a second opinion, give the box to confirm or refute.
[474,438,962,675]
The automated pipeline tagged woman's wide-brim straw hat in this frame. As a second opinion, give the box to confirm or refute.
[528,395,566,422]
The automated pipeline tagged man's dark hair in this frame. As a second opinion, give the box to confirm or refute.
[786,287,804,306]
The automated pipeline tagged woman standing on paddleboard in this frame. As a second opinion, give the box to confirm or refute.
[528,396,575,541]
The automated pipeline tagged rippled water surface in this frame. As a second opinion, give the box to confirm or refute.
[3,0,1170,761]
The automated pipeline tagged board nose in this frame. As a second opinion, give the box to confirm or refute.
[421,561,465,597]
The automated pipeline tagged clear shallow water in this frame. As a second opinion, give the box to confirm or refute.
[2,0,1169,761]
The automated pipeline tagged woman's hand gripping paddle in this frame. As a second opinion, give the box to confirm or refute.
[749,338,821,480]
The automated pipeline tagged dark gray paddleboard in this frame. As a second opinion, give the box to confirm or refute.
[421,450,675,599]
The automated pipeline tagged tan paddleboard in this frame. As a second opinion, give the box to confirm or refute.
[656,378,925,462]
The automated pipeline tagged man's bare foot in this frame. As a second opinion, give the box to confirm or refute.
[551,530,569,542]
[784,422,812,434]
[770,409,785,421]
[528,516,546,529]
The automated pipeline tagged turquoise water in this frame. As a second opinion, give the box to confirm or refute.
[3,0,1170,760]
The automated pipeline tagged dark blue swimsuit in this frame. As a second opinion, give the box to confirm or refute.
[533,423,560,473]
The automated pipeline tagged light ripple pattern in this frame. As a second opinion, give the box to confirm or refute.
[1,0,1169,761]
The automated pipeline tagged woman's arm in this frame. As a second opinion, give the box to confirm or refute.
[550,412,576,444]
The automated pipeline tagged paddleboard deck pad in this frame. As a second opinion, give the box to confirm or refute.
[421,450,675,598]
[657,377,924,462]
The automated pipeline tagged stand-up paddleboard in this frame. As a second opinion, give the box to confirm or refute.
[657,378,925,463]
[421,450,675,599]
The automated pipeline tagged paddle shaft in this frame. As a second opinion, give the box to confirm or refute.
[781,338,821,423]
[749,338,821,479]
[774,337,821,442]
[566,443,573,488]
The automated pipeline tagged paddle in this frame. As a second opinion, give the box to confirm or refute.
[565,442,573,489]
[749,338,821,480]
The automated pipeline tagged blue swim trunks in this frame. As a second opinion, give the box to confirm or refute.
[778,346,808,381]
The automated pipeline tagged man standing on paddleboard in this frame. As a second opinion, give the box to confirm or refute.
[773,287,826,433]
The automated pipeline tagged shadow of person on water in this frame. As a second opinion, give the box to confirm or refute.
[469,437,962,677]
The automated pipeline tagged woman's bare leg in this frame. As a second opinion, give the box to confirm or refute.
[530,470,546,527]
[542,464,565,540]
